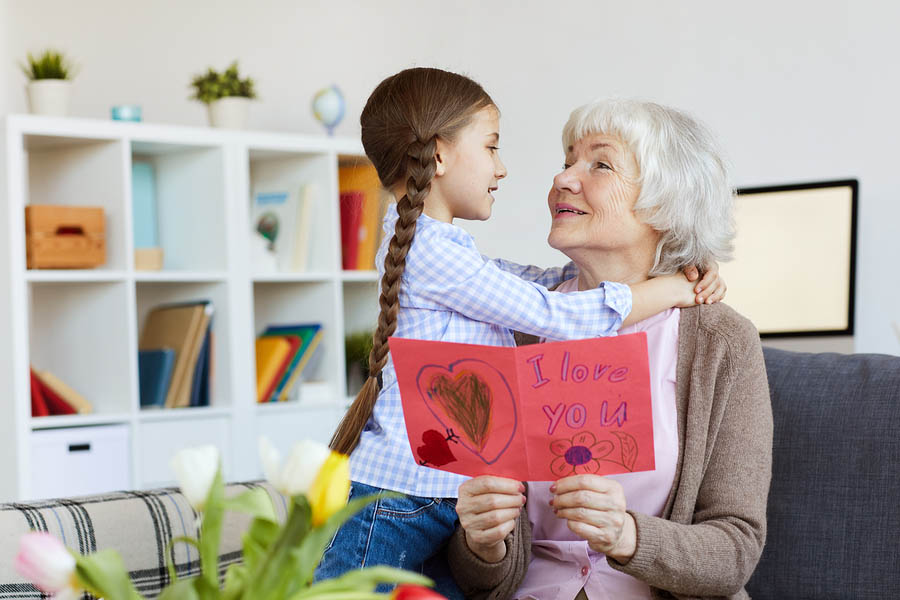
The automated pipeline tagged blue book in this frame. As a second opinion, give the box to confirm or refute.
[139,348,175,408]
[132,161,158,248]
[189,324,211,407]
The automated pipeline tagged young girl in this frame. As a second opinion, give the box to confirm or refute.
[316,68,723,596]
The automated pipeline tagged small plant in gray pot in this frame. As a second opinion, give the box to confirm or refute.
[190,60,257,129]
[20,50,77,116]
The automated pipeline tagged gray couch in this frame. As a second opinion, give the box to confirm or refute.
[746,347,900,599]
[1,348,898,599]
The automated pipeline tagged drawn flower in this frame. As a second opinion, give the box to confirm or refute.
[549,431,614,477]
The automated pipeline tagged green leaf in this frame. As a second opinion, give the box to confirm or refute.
[198,466,225,598]
[224,487,278,522]
[157,578,200,600]
[242,517,281,573]
[74,550,143,600]
[163,535,200,583]
[289,493,397,593]
[222,563,249,600]
[291,566,432,599]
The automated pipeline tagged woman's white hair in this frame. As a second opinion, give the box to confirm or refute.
[562,98,735,275]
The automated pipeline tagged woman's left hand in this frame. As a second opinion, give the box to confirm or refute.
[550,475,637,563]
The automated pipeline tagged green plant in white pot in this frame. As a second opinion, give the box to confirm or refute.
[190,61,257,129]
[20,50,77,116]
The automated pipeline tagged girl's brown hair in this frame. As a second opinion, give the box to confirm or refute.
[330,67,495,455]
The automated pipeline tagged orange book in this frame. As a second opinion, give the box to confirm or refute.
[255,336,293,403]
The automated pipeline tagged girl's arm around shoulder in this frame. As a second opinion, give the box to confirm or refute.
[408,233,631,339]
[484,257,579,287]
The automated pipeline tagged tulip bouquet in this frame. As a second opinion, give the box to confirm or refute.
[16,439,443,600]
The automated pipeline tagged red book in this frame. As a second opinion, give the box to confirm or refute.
[30,369,49,417]
[339,191,364,270]
[35,371,77,415]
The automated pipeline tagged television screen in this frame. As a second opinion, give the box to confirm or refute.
[719,180,857,337]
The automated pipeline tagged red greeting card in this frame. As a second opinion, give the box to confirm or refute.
[389,333,654,481]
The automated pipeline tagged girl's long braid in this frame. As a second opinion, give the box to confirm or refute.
[329,137,437,455]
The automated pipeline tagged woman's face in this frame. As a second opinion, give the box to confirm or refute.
[547,133,657,258]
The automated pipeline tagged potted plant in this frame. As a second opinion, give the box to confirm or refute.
[20,50,77,116]
[190,61,257,129]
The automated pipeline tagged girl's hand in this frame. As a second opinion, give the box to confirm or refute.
[457,476,526,563]
[550,475,637,563]
[683,262,727,304]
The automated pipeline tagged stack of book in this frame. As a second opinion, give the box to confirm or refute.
[255,323,323,403]
[138,300,214,409]
[30,368,93,417]
[339,164,391,270]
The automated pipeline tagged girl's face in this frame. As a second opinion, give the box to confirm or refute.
[547,132,657,257]
[427,106,507,223]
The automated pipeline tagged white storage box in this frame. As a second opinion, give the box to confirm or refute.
[29,424,131,500]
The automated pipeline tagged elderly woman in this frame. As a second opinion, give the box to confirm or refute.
[447,99,772,600]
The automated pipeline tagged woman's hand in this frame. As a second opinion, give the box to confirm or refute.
[550,475,637,563]
[457,476,527,563]
[683,261,727,304]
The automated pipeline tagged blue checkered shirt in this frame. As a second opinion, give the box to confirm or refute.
[349,204,633,498]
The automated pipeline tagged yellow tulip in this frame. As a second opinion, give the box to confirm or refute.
[307,450,350,526]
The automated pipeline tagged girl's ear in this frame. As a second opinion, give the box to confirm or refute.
[434,138,449,177]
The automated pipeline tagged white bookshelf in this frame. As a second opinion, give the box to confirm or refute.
[1,114,378,501]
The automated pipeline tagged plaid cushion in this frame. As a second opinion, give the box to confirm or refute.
[0,481,288,599]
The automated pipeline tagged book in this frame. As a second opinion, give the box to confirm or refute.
[255,336,294,403]
[290,184,316,272]
[34,371,77,416]
[139,301,210,409]
[34,370,93,414]
[30,370,49,417]
[339,191,364,270]
[264,334,301,403]
[339,165,385,270]
[132,161,159,248]
[138,349,176,408]
[189,326,212,407]
[262,324,324,402]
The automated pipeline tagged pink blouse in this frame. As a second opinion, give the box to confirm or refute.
[516,278,681,600]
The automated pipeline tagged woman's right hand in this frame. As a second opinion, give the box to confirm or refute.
[456,476,527,563]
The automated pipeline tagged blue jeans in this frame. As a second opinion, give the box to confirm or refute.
[314,481,464,599]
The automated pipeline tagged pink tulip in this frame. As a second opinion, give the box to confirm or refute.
[14,532,77,595]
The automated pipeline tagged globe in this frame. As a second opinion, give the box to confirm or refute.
[311,85,345,136]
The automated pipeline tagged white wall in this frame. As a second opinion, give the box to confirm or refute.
[4,0,899,354]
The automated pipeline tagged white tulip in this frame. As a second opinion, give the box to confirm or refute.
[258,437,330,497]
[170,445,220,511]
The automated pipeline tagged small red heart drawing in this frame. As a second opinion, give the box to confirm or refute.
[416,429,458,467]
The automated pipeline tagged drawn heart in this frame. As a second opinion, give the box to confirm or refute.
[428,371,492,451]
[416,359,517,465]
[416,429,457,467]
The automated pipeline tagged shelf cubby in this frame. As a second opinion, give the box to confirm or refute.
[135,280,232,408]
[28,281,134,416]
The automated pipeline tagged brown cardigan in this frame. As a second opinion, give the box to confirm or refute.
[447,303,773,600]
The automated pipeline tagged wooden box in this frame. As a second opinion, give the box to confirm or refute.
[25,205,106,269]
